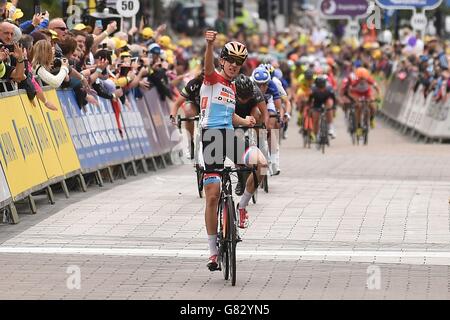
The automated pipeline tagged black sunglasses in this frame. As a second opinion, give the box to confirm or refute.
[54,26,68,31]
[224,56,244,66]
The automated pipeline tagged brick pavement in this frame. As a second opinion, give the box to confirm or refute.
[0,112,449,299]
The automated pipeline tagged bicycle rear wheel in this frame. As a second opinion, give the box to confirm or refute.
[349,111,356,145]
[363,109,370,146]
[363,127,369,145]
[252,187,257,204]
[303,130,310,148]
[320,115,328,154]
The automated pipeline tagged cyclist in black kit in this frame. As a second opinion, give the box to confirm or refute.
[170,71,204,159]
[308,76,336,138]
[234,74,269,195]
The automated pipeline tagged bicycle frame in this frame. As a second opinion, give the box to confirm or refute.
[204,166,257,286]
[356,98,376,145]
[316,105,331,154]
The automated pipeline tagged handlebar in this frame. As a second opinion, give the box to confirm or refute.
[234,124,266,130]
[203,166,257,175]
[177,115,200,130]
[358,98,380,103]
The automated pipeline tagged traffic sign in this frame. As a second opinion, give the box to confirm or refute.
[410,12,427,31]
[375,0,442,10]
[346,20,361,36]
[319,0,370,20]
[116,0,140,18]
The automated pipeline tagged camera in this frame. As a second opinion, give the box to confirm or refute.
[0,43,15,52]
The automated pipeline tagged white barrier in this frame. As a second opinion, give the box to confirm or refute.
[380,74,450,141]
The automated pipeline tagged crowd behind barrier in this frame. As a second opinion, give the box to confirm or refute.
[0,84,181,224]
[380,70,450,142]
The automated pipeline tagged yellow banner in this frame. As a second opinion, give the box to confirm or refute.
[0,94,48,199]
[39,89,81,176]
[19,94,64,182]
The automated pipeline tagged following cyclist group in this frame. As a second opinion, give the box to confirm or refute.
[169,30,383,272]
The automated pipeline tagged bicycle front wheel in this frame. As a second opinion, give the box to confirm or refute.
[196,165,204,198]
[221,201,230,280]
[263,175,269,193]
[226,197,237,286]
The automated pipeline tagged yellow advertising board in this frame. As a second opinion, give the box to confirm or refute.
[0,94,48,199]
[19,94,64,182]
[39,89,81,176]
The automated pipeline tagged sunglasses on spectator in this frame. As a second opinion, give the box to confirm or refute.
[54,27,68,31]
[223,56,244,66]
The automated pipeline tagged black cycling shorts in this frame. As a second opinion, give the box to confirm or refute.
[201,129,250,171]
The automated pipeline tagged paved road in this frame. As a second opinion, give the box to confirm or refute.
[1,112,450,300]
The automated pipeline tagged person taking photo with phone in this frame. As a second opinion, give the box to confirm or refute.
[31,39,69,89]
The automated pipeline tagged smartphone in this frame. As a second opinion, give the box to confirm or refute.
[95,20,103,29]
[34,5,41,15]
[119,66,131,77]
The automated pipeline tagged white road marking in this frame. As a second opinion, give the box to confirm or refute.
[0,246,448,265]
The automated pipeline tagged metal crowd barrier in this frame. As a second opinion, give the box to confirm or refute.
[0,79,182,224]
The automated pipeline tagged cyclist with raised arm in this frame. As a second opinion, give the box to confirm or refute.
[201,31,268,271]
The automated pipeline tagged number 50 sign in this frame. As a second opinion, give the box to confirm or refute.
[116,0,140,18]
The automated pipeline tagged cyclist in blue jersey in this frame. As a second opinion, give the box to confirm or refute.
[201,31,268,271]
[252,66,283,175]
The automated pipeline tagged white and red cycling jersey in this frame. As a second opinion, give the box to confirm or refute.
[349,75,376,98]
[200,70,236,130]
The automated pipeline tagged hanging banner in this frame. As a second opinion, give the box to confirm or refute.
[0,94,48,199]
[96,96,134,165]
[423,96,450,139]
[135,96,163,157]
[142,89,172,154]
[19,93,65,183]
[59,90,102,171]
[81,100,109,165]
[411,85,434,135]
[96,96,128,165]
[120,99,145,160]
[159,97,182,150]
[57,90,96,171]
[375,0,442,10]
[381,74,414,121]
[319,0,370,19]
[126,92,153,158]
[39,89,81,177]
